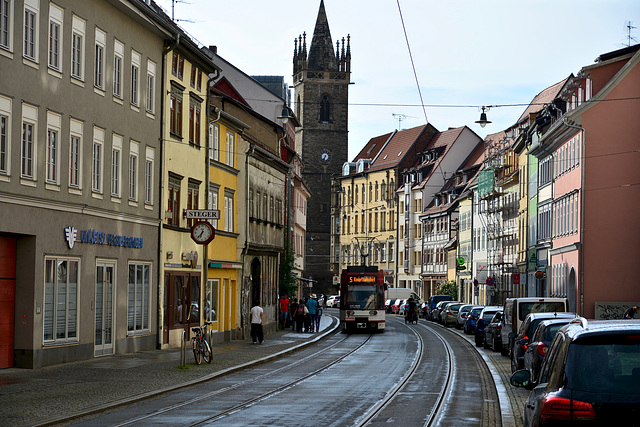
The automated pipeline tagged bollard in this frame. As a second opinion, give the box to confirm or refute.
[180,330,186,367]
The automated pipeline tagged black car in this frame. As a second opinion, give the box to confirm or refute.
[523,318,575,384]
[475,306,501,347]
[464,306,484,335]
[510,312,577,373]
[483,311,503,351]
[511,318,640,426]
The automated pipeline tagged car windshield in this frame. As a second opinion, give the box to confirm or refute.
[482,311,498,320]
[347,285,380,310]
[565,335,640,393]
[518,301,566,321]
[471,308,483,316]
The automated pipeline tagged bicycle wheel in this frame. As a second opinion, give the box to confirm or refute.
[202,340,212,364]
[193,340,202,365]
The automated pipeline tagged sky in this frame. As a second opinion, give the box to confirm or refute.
[155,0,638,159]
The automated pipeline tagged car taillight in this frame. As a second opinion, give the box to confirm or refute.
[469,315,475,320]
[537,342,548,357]
[497,325,502,332]
[522,335,529,350]
[541,396,596,420]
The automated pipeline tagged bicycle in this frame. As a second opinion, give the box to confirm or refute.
[191,321,212,365]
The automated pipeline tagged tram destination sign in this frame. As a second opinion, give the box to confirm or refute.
[348,275,377,284]
[185,209,220,220]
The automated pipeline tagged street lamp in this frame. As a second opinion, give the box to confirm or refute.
[475,106,492,128]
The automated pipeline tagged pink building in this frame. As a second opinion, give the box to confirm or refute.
[539,46,640,318]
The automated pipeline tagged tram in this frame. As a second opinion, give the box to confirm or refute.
[339,265,385,332]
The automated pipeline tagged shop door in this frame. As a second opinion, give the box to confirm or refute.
[0,236,16,368]
[95,262,115,356]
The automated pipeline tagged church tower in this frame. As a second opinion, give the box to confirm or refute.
[293,0,350,294]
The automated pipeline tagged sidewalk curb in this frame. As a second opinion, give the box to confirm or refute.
[36,316,341,427]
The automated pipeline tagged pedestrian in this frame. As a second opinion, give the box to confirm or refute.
[290,298,298,331]
[279,294,290,330]
[295,299,305,332]
[314,295,323,332]
[623,305,640,319]
[250,301,264,344]
[306,295,318,333]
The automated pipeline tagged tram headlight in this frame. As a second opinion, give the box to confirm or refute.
[369,310,377,315]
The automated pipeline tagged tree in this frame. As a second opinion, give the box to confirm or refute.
[279,240,298,297]
[437,280,458,300]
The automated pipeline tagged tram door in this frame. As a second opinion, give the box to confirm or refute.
[95,261,115,356]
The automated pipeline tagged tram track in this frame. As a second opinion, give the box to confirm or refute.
[111,332,375,426]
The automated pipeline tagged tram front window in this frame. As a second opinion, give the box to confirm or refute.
[347,285,378,310]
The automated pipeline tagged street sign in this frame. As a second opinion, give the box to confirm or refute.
[457,257,465,266]
[185,209,220,220]
[512,273,521,285]
[474,279,479,287]
[486,277,495,286]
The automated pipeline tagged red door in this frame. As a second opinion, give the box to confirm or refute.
[0,236,16,368]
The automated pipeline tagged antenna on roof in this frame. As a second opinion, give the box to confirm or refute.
[624,21,637,47]
[171,0,191,21]
[392,113,418,130]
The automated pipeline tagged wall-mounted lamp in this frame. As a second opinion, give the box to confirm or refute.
[277,107,294,125]
[475,106,492,128]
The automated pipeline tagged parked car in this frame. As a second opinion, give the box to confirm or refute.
[385,299,392,313]
[443,302,465,327]
[483,311,504,351]
[420,302,429,318]
[464,306,484,335]
[523,318,576,384]
[511,319,640,426]
[475,306,502,347]
[510,312,578,373]
[456,304,475,329]
[399,300,408,315]
[426,295,453,321]
[430,300,448,321]
[391,299,406,314]
[326,295,340,308]
[501,297,570,357]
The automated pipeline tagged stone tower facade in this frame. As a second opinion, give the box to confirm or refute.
[293,0,350,295]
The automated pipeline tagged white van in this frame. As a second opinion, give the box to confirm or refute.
[500,297,569,357]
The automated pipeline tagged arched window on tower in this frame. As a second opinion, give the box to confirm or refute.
[296,95,301,120]
[320,94,331,122]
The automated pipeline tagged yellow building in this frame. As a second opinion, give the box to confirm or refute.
[159,36,220,348]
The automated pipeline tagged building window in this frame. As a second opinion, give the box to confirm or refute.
[21,104,37,179]
[92,127,104,193]
[209,123,219,161]
[208,184,219,228]
[205,279,218,322]
[172,51,184,78]
[224,192,234,232]
[130,50,140,106]
[129,141,138,201]
[111,135,122,197]
[146,60,156,114]
[170,91,182,137]
[68,119,82,189]
[167,175,181,226]
[44,258,79,343]
[48,4,63,70]
[23,4,37,61]
[0,95,11,175]
[113,40,123,98]
[320,94,330,122]
[127,262,151,334]
[46,129,57,183]
[189,101,201,146]
[187,181,199,228]
[71,16,85,80]
[226,131,234,167]
[94,28,105,89]
[197,69,202,91]
[190,65,197,87]
[145,147,154,205]
[1,0,13,51]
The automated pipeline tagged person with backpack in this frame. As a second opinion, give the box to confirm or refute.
[295,298,306,332]
[306,294,318,333]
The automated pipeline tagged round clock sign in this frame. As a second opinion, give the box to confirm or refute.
[190,221,215,245]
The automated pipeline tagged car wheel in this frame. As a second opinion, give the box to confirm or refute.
[500,344,509,357]
[475,336,482,347]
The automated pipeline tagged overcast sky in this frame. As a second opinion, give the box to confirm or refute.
[155,0,638,159]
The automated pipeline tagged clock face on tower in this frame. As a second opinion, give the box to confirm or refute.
[320,149,331,163]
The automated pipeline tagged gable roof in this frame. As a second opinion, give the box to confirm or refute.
[516,77,569,124]
[213,76,251,108]
[352,132,394,163]
[367,124,432,172]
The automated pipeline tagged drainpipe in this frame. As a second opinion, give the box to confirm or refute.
[562,118,585,315]
[157,32,180,349]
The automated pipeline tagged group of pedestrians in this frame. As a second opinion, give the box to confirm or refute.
[279,294,323,333]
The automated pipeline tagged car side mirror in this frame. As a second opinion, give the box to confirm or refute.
[510,369,531,388]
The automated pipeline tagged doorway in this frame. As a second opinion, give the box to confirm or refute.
[95,261,115,356]
[0,236,16,368]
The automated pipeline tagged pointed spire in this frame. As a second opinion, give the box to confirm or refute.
[293,37,298,74]
[346,34,351,73]
[340,37,346,72]
[307,0,338,71]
